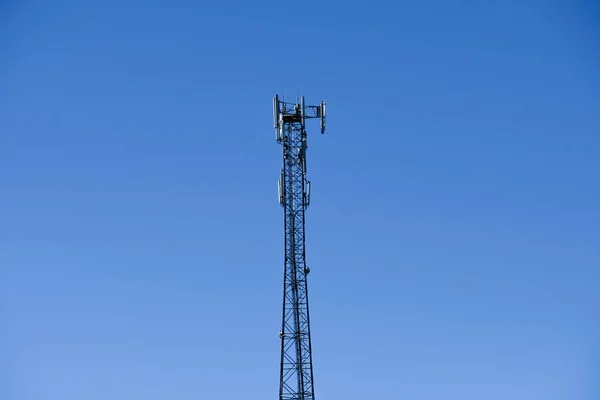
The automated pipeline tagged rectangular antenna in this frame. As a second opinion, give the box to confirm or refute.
[273,95,279,129]
[278,170,284,205]
[301,96,305,126]
[320,101,326,134]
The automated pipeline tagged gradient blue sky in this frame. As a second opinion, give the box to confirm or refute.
[2,1,599,399]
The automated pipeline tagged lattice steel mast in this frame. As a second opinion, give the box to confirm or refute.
[274,95,326,400]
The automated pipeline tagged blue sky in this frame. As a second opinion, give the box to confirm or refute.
[1,1,599,399]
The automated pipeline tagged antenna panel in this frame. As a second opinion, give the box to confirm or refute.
[273,95,279,129]
[320,101,326,134]
[278,171,285,206]
[301,96,305,126]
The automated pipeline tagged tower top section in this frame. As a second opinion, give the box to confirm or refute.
[273,95,326,139]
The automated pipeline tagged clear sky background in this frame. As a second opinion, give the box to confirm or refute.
[1,1,599,399]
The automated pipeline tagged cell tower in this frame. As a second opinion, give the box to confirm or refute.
[273,94,326,400]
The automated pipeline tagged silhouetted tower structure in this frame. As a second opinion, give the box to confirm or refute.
[273,94,326,400]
